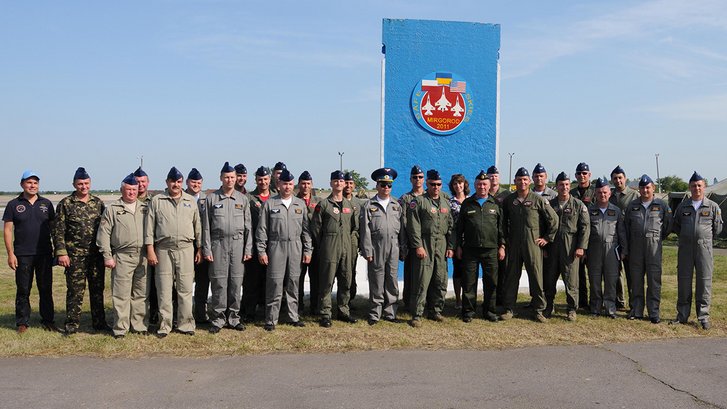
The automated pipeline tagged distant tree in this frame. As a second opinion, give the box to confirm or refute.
[658,175,688,192]
[343,169,369,190]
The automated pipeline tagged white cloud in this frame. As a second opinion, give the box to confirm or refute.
[641,93,727,121]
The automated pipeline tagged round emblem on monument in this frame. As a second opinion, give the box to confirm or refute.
[411,71,472,136]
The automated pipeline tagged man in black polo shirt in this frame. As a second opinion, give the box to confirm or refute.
[3,170,59,333]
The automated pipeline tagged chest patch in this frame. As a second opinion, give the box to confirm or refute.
[369,207,378,212]
[235,204,243,210]
[523,201,533,207]
[590,210,600,216]
[701,210,711,217]
[650,205,661,212]
[342,207,352,214]
[333,208,340,215]
[631,206,641,212]
[39,204,49,213]
[213,204,223,209]
[430,207,437,214]
[295,208,303,214]
[607,209,616,216]
[409,201,417,210]
[488,208,497,214]
[15,204,26,213]
[183,203,192,208]
[682,211,692,216]
[440,208,448,214]
[563,208,572,214]
[271,208,281,214]
[512,200,520,206]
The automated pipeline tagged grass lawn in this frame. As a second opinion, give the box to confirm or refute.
[0,239,724,357]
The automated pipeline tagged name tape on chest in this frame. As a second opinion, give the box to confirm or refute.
[607,209,616,216]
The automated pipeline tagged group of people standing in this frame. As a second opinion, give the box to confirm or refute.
[2,160,721,338]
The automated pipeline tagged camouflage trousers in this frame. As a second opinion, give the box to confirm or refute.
[64,254,107,329]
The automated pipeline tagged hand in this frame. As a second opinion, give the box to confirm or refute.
[415,247,427,259]
[204,255,214,262]
[243,255,252,262]
[575,248,584,258]
[7,253,18,270]
[147,248,158,266]
[366,256,373,262]
[194,249,202,264]
[535,238,548,247]
[498,247,505,261]
[259,254,269,265]
[104,258,116,269]
[302,255,311,264]
[57,255,71,268]
[445,249,454,259]
[456,247,462,260]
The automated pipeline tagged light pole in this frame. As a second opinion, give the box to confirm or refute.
[138,155,144,169]
[337,152,344,171]
[655,153,661,193]
[507,152,515,190]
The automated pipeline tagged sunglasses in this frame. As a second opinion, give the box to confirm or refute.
[411,175,424,179]
[378,182,392,188]
[428,182,442,187]
[576,172,589,175]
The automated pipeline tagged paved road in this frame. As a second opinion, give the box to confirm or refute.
[1,337,725,408]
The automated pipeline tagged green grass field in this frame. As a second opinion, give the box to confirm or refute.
[0,238,724,357]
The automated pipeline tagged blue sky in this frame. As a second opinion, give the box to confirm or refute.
[2,0,726,191]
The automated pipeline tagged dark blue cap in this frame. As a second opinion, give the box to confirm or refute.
[278,169,294,182]
[532,163,546,174]
[187,168,203,181]
[298,170,312,181]
[486,165,499,175]
[220,162,235,173]
[555,172,569,182]
[638,174,653,187]
[234,163,247,174]
[372,168,397,182]
[330,170,345,180]
[611,165,625,176]
[426,169,441,181]
[576,162,590,172]
[167,166,183,181]
[73,167,90,180]
[255,166,271,177]
[133,167,148,177]
[343,172,354,181]
[515,167,529,178]
[410,165,423,175]
[594,177,609,189]
[475,170,488,180]
[689,171,705,183]
[273,162,287,171]
[122,173,138,185]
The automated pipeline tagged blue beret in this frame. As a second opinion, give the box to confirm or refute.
[410,165,423,175]
[234,163,247,174]
[122,173,138,185]
[167,166,183,181]
[475,170,488,180]
[371,167,397,182]
[21,170,40,182]
[576,162,590,172]
[486,165,499,175]
[515,167,529,178]
[187,168,203,181]
[73,167,90,180]
[611,165,625,176]
[555,172,569,182]
[278,169,295,182]
[426,169,441,181]
[689,171,705,183]
[532,163,546,174]
[594,177,610,189]
[638,174,653,187]
[133,167,148,177]
[255,166,271,177]
[273,162,287,171]
[343,172,354,181]
[330,170,345,180]
[298,170,312,181]
[220,162,235,173]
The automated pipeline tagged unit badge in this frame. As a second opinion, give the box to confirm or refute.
[411,72,472,136]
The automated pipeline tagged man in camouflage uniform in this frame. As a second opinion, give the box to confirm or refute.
[610,165,639,310]
[624,174,671,323]
[96,174,148,338]
[455,170,505,323]
[501,167,559,323]
[296,170,321,314]
[398,165,425,311]
[544,172,589,321]
[312,170,359,327]
[407,169,454,328]
[145,167,202,337]
[53,167,109,334]
[671,171,723,330]
[571,162,595,311]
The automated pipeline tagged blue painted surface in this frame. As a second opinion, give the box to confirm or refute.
[382,19,500,280]
[382,19,500,199]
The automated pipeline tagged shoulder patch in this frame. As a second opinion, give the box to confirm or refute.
[409,201,417,210]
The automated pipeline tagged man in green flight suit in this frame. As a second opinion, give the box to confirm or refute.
[312,170,359,327]
[610,165,639,311]
[501,167,559,323]
[398,165,425,312]
[571,162,595,311]
[407,169,454,328]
